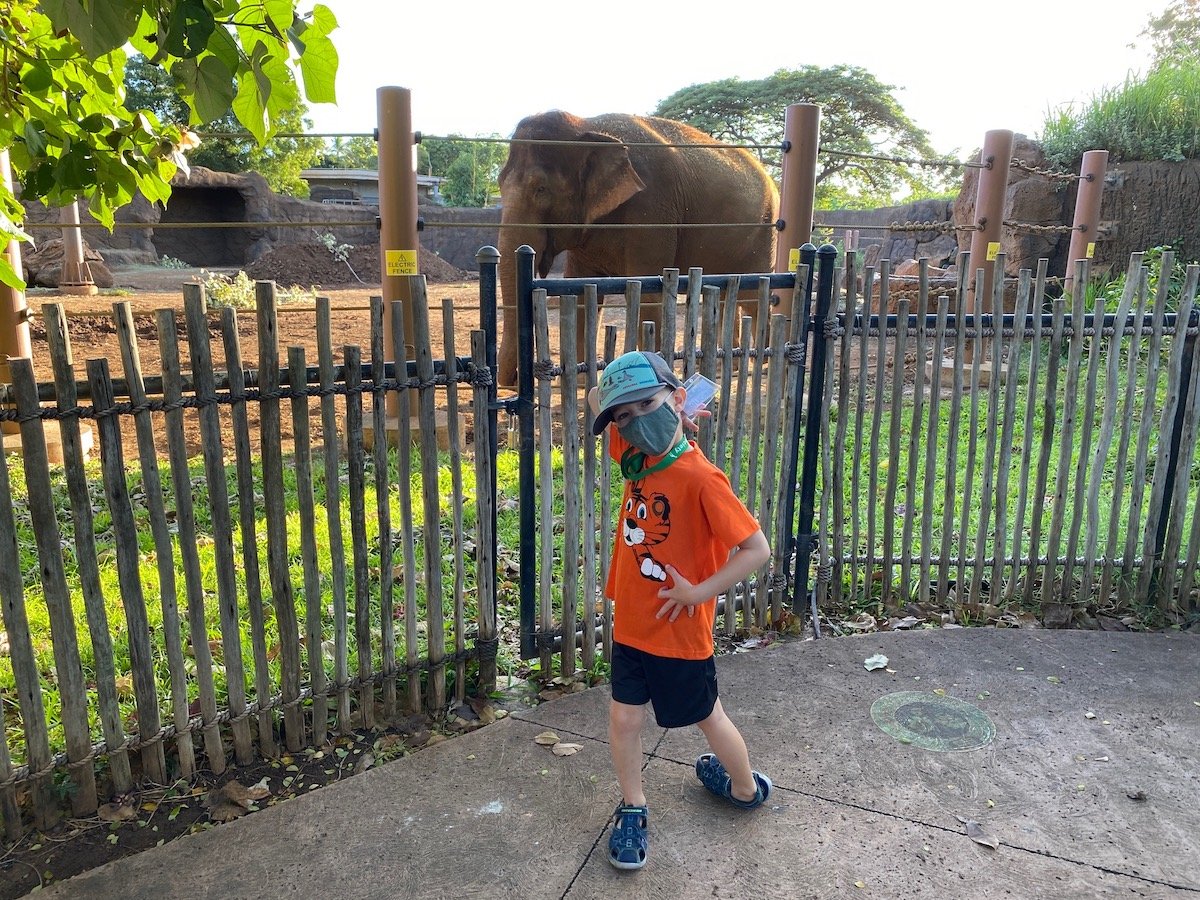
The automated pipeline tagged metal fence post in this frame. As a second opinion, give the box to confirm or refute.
[515,245,538,659]
[476,245,501,660]
[791,244,838,637]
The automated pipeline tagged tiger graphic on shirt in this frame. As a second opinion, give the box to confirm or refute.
[622,480,672,582]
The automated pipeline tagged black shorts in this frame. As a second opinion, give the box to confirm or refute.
[610,642,718,728]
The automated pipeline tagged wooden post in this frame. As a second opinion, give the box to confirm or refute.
[965,130,1014,320]
[0,150,31,436]
[1063,150,1109,298]
[774,103,821,321]
[58,203,97,295]
[377,86,420,428]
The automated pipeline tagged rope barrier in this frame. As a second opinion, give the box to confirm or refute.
[820,148,979,170]
[1009,158,1089,182]
[1002,220,1082,234]
[26,220,377,230]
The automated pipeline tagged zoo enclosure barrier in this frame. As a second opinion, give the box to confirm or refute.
[493,243,840,671]
[0,279,498,835]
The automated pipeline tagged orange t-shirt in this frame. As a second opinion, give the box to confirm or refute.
[605,432,761,660]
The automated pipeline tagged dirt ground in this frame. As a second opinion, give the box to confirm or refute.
[21,261,488,459]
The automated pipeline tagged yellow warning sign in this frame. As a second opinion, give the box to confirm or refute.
[788,248,800,272]
[1086,242,1096,259]
[385,250,418,276]
[986,241,1001,261]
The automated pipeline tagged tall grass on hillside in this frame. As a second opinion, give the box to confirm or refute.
[1040,61,1200,168]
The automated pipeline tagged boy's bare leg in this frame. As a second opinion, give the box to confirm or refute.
[609,700,648,806]
[696,698,759,803]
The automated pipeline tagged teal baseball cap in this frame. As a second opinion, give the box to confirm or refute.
[593,351,682,435]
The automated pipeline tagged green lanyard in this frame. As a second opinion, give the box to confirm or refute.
[620,437,689,481]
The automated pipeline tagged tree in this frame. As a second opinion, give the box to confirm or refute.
[1139,0,1200,67]
[323,136,377,169]
[0,1,338,288]
[439,140,507,207]
[654,66,952,208]
[123,53,324,196]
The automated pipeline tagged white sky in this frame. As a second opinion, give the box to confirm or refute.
[305,0,1165,160]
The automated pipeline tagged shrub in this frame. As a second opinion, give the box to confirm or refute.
[201,270,315,309]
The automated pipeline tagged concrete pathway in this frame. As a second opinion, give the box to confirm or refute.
[35,629,1200,899]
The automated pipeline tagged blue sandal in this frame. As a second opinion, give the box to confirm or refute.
[695,753,772,809]
[608,804,649,870]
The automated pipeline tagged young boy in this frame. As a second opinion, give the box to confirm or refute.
[587,350,773,871]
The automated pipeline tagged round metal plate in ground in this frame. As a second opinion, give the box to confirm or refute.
[870,691,995,752]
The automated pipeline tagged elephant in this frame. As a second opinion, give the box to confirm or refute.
[496,110,780,387]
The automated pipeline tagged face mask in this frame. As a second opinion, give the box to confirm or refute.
[617,400,680,457]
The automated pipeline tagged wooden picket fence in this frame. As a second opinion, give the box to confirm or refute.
[0,279,496,834]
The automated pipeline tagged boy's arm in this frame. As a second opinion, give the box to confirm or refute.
[655,529,770,623]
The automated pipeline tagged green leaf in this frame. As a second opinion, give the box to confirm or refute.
[263,0,294,37]
[174,55,234,124]
[39,0,141,57]
[298,35,338,105]
[164,0,215,59]
[231,53,272,144]
[21,61,55,94]
[0,260,27,292]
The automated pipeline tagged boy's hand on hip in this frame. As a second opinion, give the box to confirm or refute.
[656,565,697,622]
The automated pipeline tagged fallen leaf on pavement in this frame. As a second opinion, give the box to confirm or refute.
[534,731,561,746]
[552,743,583,757]
[964,819,999,849]
[863,654,888,671]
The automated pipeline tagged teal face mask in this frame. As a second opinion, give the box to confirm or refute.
[617,401,680,457]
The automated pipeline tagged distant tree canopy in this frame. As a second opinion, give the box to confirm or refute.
[123,53,324,196]
[654,66,953,208]
[1140,0,1200,67]
[421,136,506,207]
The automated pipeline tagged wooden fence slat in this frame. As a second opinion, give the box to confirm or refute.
[939,267,969,601]
[600,326,618,656]
[389,301,421,714]
[581,288,599,672]
[1063,261,1102,601]
[440,299,467,702]
[43,304,134,792]
[900,265,930,603]
[920,291,950,607]
[756,315,789,628]
[255,281,305,750]
[86,358,168,784]
[624,280,642,354]
[316,297,353,728]
[1026,299,1066,606]
[0,426,56,829]
[1080,256,1139,600]
[182,284,253,765]
[470,330,498,690]
[1006,259,1049,604]
[157,308,226,770]
[534,289,555,675]
[831,256,858,611]
[714,276,742,475]
[1120,269,1171,603]
[727,316,754,633]
[113,301,198,776]
[881,298,908,610]
[560,295,581,676]
[343,343,374,727]
[409,277,447,710]
[11,358,97,814]
[851,266,874,606]
[370,297,397,719]
[866,262,892,600]
[0,673,20,839]
[287,344,328,747]
[697,286,721,460]
[959,270,986,599]
[219,306,278,759]
[971,261,1006,605]
[993,271,1032,598]
[661,268,679,369]
[682,268,703,380]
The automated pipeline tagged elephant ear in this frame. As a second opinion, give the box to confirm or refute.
[579,131,645,224]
